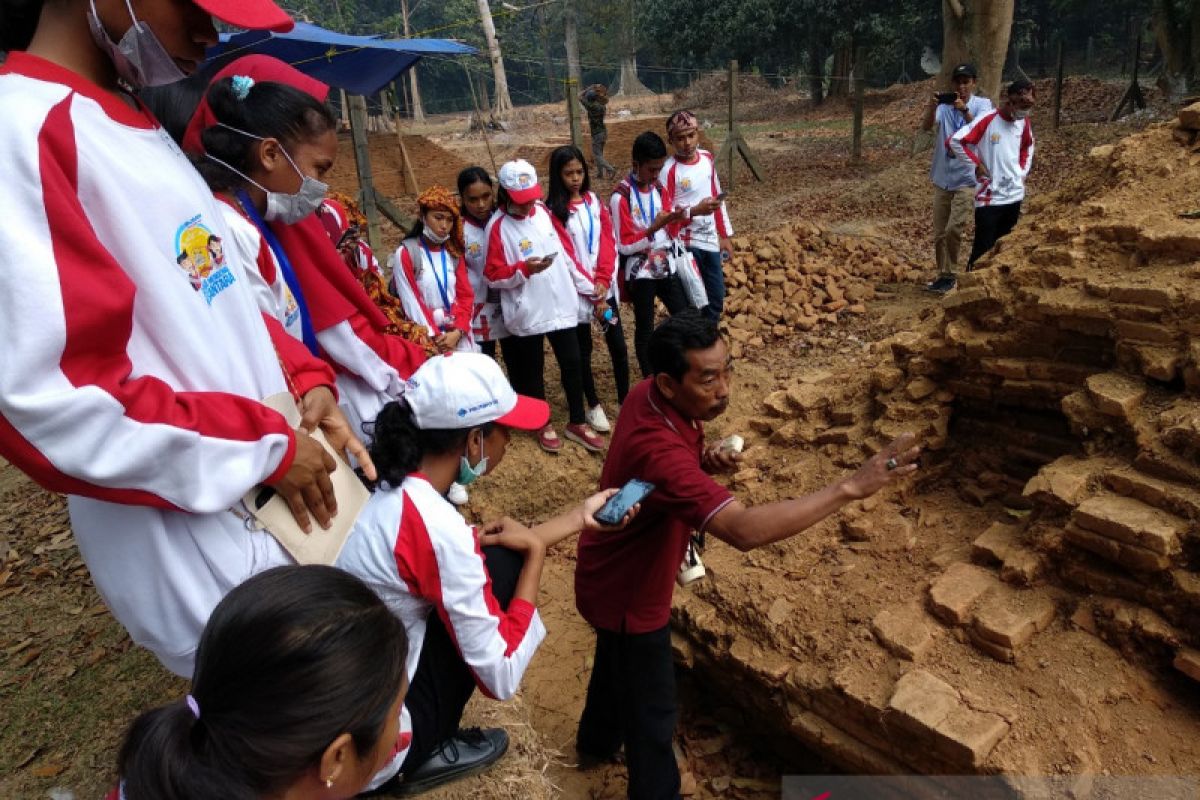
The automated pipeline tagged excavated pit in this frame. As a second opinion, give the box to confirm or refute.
[671,117,1200,783]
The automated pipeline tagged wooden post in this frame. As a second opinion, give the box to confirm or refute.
[348,94,382,252]
[1110,22,1146,121]
[851,47,865,162]
[390,80,420,196]
[727,59,737,190]
[1053,39,1065,130]
[565,78,582,151]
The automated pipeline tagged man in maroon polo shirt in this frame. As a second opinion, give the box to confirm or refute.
[574,310,920,799]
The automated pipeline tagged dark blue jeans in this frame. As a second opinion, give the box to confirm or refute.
[689,247,725,320]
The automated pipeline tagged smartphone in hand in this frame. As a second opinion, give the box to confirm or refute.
[937,92,959,104]
[594,479,655,526]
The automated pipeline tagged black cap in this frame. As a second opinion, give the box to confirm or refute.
[951,64,977,79]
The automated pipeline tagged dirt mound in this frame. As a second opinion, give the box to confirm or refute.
[675,71,779,111]
[327,131,469,203]
[670,112,1200,779]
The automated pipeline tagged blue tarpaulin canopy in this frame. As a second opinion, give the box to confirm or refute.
[208,22,476,97]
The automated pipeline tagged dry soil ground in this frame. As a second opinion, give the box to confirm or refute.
[0,77,1176,799]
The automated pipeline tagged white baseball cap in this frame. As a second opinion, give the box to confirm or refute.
[498,159,543,204]
[404,353,549,431]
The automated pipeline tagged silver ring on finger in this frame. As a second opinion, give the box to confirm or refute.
[885,457,899,471]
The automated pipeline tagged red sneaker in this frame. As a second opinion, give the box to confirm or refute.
[564,423,606,452]
[539,425,562,454]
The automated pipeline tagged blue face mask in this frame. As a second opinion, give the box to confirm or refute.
[457,430,489,486]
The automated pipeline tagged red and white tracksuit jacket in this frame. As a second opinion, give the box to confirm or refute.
[0,52,298,676]
[463,213,509,343]
[389,238,475,350]
[215,199,339,398]
[610,177,674,281]
[484,202,592,337]
[337,475,547,788]
[563,192,618,320]
[950,110,1036,208]
[662,150,733,251]
[270,214,426,435]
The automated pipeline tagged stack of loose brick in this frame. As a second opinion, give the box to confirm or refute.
[722,222,919,353]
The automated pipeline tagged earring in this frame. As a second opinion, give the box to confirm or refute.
[325,777,335,789]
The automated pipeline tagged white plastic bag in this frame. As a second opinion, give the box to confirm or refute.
[669,240,708,309]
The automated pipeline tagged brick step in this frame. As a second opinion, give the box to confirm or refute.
[927,562,1057,663]
[970,522,1045,586]
[1102,465,1200,521]
[1065,493,1186,573]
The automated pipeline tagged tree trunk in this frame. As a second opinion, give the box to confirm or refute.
[400,0,425,122]
[615,0,650,95]
[1154,0,1197,101]
[939,0,1015,104]
[807,43,824,105]
[537,5,557,102]
[828,43,852,98]
[563,0,581,86]
[475,0,513,117]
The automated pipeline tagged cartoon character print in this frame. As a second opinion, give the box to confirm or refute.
[175,215,236,305]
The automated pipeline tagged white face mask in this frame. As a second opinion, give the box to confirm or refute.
[207,124,329,225]
[422,227,451,245]
[87,0,187,89]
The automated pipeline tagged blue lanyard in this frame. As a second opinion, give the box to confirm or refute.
[578,197,596,254]
[236,190,319,356]
[631,180,655,228]
[420,240,453,312]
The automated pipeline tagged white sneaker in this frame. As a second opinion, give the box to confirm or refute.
[585,405,611,433]
[447,482,469,506]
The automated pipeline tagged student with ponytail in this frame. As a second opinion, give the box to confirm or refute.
[337,353,639,794]
[183,55,430,436]
[111,565,410,800]
[0,0,346,677]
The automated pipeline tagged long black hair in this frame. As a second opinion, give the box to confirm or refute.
[0,0,43,52]
[117,565,409,800]
[545,145,589,226]
[368,401,493,488]
[197,76,336,192]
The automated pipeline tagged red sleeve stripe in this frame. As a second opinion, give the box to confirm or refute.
[1019,121,1034,170]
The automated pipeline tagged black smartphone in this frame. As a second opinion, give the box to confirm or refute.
[715,191,728,201]
[594,479,655,526]
[937,92,959,105]
[544,251,558,264]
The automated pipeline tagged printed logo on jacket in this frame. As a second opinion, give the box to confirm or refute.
[175,214,236,305]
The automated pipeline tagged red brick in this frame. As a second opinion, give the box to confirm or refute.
[928,563,1002,625]
[1074,495,1184,556]
[972,589,1056,649]
[871,604,935,661]
[1085,372,1146,418]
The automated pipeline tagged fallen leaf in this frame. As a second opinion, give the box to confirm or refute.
[31,762,66,778]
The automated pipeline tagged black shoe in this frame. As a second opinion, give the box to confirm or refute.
[925,276,957,295]
[391,728,509,796]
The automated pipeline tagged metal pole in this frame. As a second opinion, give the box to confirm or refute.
[348,94,382,252]
[727,59,737,190]
[565,78,582,151]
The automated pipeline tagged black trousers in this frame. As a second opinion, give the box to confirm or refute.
[401,546,523,772]
[968,201,1022,268]
[576,297,632,408]
[480,339,498,360]
[577,624,680,800]
[501,326,586,425]
[629,276,689,379]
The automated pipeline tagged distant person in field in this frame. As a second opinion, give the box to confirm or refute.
[662,109,734,319]
[952,78,1037,270]
[573,311,920,800]
[921,63,993,295]
[580,83,618,179]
